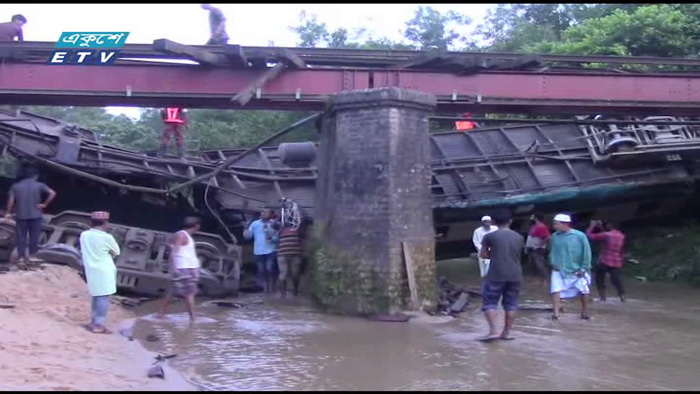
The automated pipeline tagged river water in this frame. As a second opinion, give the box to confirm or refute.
[134,259,700,391]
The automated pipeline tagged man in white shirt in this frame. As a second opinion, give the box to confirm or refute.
[157,216,202,321]
[473,215,498,278]
[79,211,120,334]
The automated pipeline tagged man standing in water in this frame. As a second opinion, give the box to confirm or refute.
[587,220,626,302]
[5,165,57,263]
[244,209,278,293]
[277,215,304,297]
[549,213,592,320]
[472,216,498,278]
[526,213,551,287]
[478,210,524,342]
[80,211,121,334]
[158,216,202,321]
[201,4,229,45]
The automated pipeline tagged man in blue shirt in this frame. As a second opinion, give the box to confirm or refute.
[244,209,278,293]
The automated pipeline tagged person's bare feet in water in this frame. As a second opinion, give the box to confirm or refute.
[499,330,515,340]
[478,332,501,342]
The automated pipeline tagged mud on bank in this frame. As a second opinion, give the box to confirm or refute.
[0,264,194,391]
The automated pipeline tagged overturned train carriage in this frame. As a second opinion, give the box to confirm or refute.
[0,108,699,267]
[0,211,240,297]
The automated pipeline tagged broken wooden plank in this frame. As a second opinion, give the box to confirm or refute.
[231,63,286,106]
[223,44,248,68]
[394,52,444,69]
[402,242,420,311]
[152,39,225,66]
[448,293,470,314]
[276,48,306,69]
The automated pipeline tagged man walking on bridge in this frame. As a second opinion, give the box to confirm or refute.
[158,107,188,158]
[201,4,229,45]
[0,14,26,42]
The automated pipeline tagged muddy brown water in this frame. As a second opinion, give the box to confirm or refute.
[133,259,700,391]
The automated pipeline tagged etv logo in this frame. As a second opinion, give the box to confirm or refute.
[48,32,129,66]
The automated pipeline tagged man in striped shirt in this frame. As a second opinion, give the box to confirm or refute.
[277,219,304,297]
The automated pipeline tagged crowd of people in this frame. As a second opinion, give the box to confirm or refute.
[473,210,627,342]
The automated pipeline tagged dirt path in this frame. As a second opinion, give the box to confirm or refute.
[0,264,194,391]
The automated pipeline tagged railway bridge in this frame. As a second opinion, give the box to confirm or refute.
[2,40,700,315]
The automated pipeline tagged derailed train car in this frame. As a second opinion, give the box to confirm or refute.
[0,211,240,297]
[0,108,699,286]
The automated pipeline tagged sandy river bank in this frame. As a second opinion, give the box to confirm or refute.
[0,264,195,391]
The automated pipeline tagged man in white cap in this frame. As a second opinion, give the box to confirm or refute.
[473,215,498,277]
[549,213,592,320]
[79,211,121,334]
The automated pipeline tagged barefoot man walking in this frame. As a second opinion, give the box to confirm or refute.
[158,216,202,321]
[549,213,593,320]
[478,210,524,342]
[80,211,120,334]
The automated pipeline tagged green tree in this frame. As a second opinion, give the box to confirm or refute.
[526,5,696,58]
[476,4,647,52]
[403,6,471,51]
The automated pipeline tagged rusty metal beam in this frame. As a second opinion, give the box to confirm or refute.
[2,62,700,114]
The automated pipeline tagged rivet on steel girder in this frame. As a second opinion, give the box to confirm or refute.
[255,88,262,99]
[295,89,301,100]
[126,85,132,97]
[451,90,457,101]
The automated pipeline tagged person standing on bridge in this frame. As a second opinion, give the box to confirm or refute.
[5,164,57,263]
[79,211,121,334]
[478,209,524,342]
[201,4,229,45]
[0,14,26,42]
[158,107,188,158]
[244,209,278,294]
[158,216,203,321]
[586,220,626,303]
[549,213,592,320]
[473,216,498,277]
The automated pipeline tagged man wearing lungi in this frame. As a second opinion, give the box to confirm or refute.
[549,213,593,320]
[158,216,202,321]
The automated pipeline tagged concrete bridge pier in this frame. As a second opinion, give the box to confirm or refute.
[310,87,438,315]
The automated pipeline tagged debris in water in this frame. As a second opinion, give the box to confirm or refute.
[155,354,177,362]
[436,277,477,315]
[146,334,159,342]
[0,303,15,309]
[119,328,134,341]
[519,305,564,313]
[366,313,411,322]
[147,364,165,379]
[627,258,640,265]
[635,276,648,282]
[448,293,470,314]
[212,301,243,308]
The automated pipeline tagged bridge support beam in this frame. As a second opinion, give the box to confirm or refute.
[311,87,437,315]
